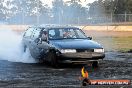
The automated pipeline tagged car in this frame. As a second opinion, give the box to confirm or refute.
[22,25,105,67]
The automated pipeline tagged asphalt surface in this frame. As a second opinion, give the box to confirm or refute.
[0,52,132,88]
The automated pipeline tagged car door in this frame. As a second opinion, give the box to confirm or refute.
[32,28,50,59]
[39,29,50,59]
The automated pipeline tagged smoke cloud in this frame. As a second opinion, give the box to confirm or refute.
[0,28,36,63]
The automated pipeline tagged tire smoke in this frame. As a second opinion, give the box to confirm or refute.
[0,29,36,63]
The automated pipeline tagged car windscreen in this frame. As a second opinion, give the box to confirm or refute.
[48,28,87,40]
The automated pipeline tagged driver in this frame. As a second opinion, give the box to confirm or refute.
[63,30,73,38]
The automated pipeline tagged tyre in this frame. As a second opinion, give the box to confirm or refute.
[37,58,45,63]
[92,61,99,68]
[47,51,59,67]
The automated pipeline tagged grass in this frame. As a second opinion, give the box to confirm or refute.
[112,37,132,52]
[84,30,132,52]
[93,37,132,52]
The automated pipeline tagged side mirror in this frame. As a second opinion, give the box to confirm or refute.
[88,36,92,40]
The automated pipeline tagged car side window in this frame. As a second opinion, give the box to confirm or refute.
[34,30,40,39]
[24,28,33,37]
[31,29,40,39]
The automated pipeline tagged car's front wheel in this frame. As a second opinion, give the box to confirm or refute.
[47,51,59,67]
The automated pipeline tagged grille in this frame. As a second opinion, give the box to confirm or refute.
[76,49,94,52]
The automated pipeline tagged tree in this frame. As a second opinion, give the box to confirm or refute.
[0,0,17,21]
[52,0,64,24]
[52,0,88,24]
[87,0,107,23]
[0,0,6,20]
[8,0,50,24]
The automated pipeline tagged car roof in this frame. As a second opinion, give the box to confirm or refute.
[29,24,79,29]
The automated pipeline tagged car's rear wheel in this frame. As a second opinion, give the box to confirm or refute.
[92,61,99,68]
[37,58,45,63]
[47,51,59,68]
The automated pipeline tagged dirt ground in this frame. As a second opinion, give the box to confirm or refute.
[0,57,131,88]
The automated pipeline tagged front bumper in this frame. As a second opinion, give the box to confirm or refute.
[58,52,105,63]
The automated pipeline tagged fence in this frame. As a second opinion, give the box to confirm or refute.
[7,13,132,25]
[80,13,132,24]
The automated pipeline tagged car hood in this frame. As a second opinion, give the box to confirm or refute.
[49,39,103,49]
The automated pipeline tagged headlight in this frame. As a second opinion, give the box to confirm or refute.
[60,49,76,53]
[94,49,104,53]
